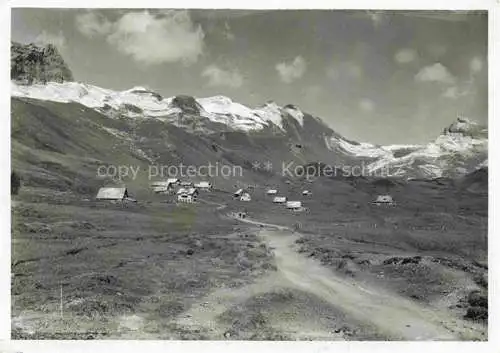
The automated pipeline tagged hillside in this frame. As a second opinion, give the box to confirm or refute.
[10,41,488,340]
[10,96,342,199]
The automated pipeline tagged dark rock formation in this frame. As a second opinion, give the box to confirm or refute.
[171,95,202,114]
[11,41,73,84]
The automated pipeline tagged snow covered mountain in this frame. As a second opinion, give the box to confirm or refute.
[11,81,307,133]
[11,81,487,179]
[10,41,488,180]
[327,117,488,179]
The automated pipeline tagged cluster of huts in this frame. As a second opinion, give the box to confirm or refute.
[95,178,213,204]
[231,185,395,212]
[95,180,395,208]
[150,178,213,203]
[233,188,252,202]
[232,187,312,212]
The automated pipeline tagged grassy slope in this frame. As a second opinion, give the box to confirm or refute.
[10,98,280,338]
[233,175,487,325]
[11,97,488,338]
[11,97,336,196]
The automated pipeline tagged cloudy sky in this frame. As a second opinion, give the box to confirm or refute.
[11,9,487,144]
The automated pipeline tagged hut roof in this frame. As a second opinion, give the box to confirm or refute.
[96,187,128,200]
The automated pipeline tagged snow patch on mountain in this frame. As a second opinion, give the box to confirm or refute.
[11,81,178,117]
[126,86,150,93]
[325,118,487,178]
[197,96,269,131]
[284,106,305,126]
[12,81,103,107]
[11,80,487,179]
[253,102,284,129]
[11,81,310,132]
[327,135,421,159]
[372,126,486,178]
[418,164,446,178]
[335,138,389,158]
[432,134,486,154]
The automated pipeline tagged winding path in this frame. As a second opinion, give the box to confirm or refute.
[173,203,485,340]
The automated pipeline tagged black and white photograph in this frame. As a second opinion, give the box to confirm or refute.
[4,3,494,348]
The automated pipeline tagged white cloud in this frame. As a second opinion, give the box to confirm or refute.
[359,98,375,112]
[415,63,456,84]
[440,57,483,100]
[276,56,307,83]
[108,11,204,65]
[442,79,478,100]
[470,57,483,73]
[394,49,417,64]
[34,30,66,49]
[75,10,204,65]
[202,65,243,88]
[75,11,112,37]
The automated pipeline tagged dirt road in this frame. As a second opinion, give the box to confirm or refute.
[173,211,485,340]
[260,229,470,340]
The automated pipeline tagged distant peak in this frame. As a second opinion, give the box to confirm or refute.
[457,116,473,124]
[442,116,486,138]
[259,100,281,111]
[127,86,149,92]
[206,95,234,104]
[283,104,300,110]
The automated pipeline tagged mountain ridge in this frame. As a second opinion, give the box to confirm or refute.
[12,80,487,179]
[10,41,487,180]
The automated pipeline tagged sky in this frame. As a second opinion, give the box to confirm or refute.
[11,9,488,145]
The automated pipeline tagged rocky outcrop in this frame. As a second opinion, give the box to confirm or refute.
[443,117,487,139]
[11,41,73,84]
[171,95,202,114]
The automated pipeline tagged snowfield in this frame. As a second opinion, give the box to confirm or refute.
[11,81,306,132]
[12,81,181,117]
[326,119,487,178]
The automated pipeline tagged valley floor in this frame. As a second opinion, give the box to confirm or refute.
[11,188,488,340]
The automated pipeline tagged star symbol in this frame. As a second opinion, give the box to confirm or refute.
[252,161,261,170]
[264,161,273,171]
